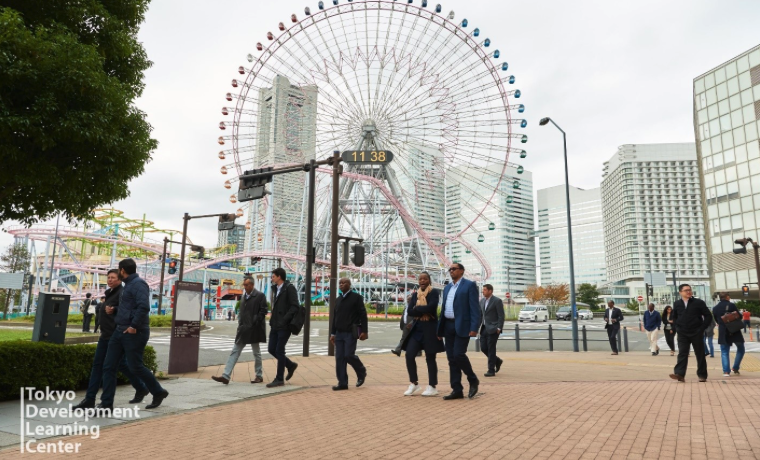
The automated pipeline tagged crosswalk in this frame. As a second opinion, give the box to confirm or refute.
[148,335,391,356]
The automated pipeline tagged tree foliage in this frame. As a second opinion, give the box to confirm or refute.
[523,285,545,304]
[0,0,157,225]
[542,284,570,306]
[577,283,602,309]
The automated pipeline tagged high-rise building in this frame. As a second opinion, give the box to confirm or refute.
[399,145,445,234]
[600,143,710,305]
[447,164,536,297]
[245,75,318,259]
[218,224,247,251]
[537,185,606,287]
[693,45,760,297]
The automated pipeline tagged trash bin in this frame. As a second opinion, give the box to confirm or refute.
[375,302,387,314]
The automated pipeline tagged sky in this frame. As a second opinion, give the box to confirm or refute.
[3,0,760,253]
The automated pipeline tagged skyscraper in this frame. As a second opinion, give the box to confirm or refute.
[537,185,606,287]
[218,224,247,251]
[693,45,760,297]
[245,75,318,258]
[399,145,445,234]
[447,164,536,297]
[600,143,710,305]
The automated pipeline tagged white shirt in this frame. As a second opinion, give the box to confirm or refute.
[444,279,461,319]
[275,283,284,298]
[683,298,689,309]
[87,301,97,315]
[483,296,491,311]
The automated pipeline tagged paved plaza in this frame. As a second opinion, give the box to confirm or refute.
[1,351,759,459]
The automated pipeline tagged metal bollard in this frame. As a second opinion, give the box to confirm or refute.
[623,327,629,352]
[515,324,520,352]
[617,327,623,353]
[548,324,554,352]
[756,326,759,342]
[582,325,588,352]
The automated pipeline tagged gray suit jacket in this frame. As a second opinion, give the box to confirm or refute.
[480,296,505,335]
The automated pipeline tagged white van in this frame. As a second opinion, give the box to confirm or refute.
[519,305,549,322]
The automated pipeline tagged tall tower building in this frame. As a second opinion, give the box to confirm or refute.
[447,164,536,297]
[399,145,445,234]
[537,185,606,286]
[693,45,760,297]
[600,143,710,305]
[245,75,318,259]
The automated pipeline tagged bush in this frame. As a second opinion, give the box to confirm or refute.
[735,301,760,316]
[11,313,175,328]
[0,341,158,401]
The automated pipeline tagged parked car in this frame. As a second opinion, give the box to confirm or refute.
[555,306,572,321]
[519,305,549,322]
[578,309,593,320]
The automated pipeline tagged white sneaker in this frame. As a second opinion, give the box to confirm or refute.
[723,373,731,377]
[404,383,420,396]
[421,385,438,397]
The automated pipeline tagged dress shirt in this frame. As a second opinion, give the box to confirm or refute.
[444,279,461,319]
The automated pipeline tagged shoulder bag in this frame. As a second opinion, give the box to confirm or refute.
[722,306,744,334]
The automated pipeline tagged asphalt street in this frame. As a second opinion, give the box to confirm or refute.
[147,319,656,369]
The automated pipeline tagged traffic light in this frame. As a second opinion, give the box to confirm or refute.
[742,285,750,297]
[218,213,237,231]
[190,244,205,259]
[238,167,273,202]
[168,259,178,275]
[351,244,365,267]
[734,238,749,254]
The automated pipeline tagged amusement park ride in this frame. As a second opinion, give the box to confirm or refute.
[6,0,529,308]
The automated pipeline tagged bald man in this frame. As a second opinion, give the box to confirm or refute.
[330,278,368,391]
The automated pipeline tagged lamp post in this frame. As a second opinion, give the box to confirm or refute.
[539,117,579,352]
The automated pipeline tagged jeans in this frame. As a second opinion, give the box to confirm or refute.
[100,327,165,406]
[85,336,146,402]
[704,335,714,357]
[480,331,500,372]
[720,343,745,374]
[674,332,707,379]
[645,329,659,353]
[744,320,751,333]
[222,342,262,380]
[442,319,477,394]
[268,328,293,381]
[334,331,366,387]
[405,328,438,386]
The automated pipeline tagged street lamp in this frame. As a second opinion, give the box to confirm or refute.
[539,117,579,352]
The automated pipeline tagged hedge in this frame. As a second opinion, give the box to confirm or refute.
[0,341,157,401]
[10,313,176,328]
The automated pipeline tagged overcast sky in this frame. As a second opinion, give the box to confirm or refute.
[4,0,760,253]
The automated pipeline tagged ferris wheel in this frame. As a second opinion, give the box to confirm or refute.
[217,0,527,281]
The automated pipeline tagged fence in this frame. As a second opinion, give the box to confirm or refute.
[476,324,631,352]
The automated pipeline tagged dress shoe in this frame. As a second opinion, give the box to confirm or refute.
[732,368,741,375]
[129,388,150,403]
[94,404,113,417]
[391,348,401,357]
[251,376,263,384]
[669,374,684,382]
[145,390,169,409]
[495,358,503,373]
[266,379,284,388]
[332,385,349,391]
[356,372,366,387]
[72,399,95,410]
[212,375,230,385]
[655,349,660,356]
[698,377,707,382]
[468,382,479,399]
[652,352,656,356]
[285,363,298,381]
[484,371,496,377]
[443,391,464,400]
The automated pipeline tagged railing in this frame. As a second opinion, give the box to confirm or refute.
[476,324,631,352]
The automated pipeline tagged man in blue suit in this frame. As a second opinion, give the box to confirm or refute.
[437,263,481,400]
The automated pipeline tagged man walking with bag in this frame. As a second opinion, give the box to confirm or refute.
[713,292,745,376]
[643,303,661,356]
[212,276,267,384]
[266,268,300,387]
[669,284,712,382]
[329,278,368,391]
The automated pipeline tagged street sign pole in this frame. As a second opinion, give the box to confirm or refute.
[328,151,341,357]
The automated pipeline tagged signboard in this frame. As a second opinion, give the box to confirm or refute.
[636,295,644,302]
[0,272,24,289]
[644,272,667,287]
[341,150,394,164]
[168,281,203,374]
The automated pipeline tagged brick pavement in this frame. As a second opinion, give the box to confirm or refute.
[2,352,759,459]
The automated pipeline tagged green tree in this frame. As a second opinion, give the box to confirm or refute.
[577,283,602,309]
[0,1,157,225]
[0,242,31,317]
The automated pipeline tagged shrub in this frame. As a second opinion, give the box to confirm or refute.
[0,341,157,401]
[12,313,175,328]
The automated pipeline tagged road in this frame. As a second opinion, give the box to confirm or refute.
[147,318,659,369]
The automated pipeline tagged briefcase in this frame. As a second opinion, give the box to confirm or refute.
[722,310,744,334]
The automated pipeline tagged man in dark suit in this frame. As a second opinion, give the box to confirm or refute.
[437,263,481,400]
[669,283,712,382]
[480,284,504,377]
[266,267,300,388]
[329,278,368,391]
[604,301,623,355]
[213,276,267,384]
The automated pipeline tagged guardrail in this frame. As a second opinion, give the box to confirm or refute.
[477,324,631,352]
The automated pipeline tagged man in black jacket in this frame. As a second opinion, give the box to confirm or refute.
[72,269,148,410]
[213,276,267,384]
[604,301,624,355]
[329,278,368,391]
[266,267,300,388]
[670,284,712,382]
